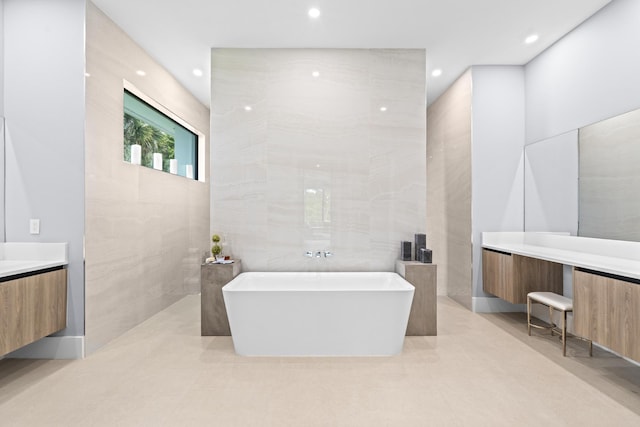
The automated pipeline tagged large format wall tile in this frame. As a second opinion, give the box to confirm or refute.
[426,70,472,301]
[211,49,426,272]
[84,4,210,354]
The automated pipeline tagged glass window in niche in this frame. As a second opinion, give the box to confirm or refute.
[123,90,198,179]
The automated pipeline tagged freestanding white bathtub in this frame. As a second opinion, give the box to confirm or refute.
[222,272,414,356]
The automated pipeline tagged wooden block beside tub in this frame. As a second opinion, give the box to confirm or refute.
[395,261,437,336]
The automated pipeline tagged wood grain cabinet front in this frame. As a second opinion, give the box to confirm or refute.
[573,268,640,363]
[201,261,242,336]
[395,261,437,336]
[482,249,513,301]
[482,248,563,304]
[0,268,67,356]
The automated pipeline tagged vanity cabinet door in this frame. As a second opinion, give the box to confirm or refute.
[482,249,513,301]
[482,249,563,304]
[574,269,640,362]
[512,254,563,303]
[0,269,67,356]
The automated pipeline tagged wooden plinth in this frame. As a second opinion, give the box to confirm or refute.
[396,261,437,336]
[201,261,241,336]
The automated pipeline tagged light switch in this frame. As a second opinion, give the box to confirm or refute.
[30,219,40,235]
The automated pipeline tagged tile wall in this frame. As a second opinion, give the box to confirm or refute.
[84,3,210,353]
[426,70,472,301]
[211,49,426,272]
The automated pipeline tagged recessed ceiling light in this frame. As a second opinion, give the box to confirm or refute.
[525,34,539,44]
[431,69,442,77]
[312,71,320,78]
[308,8,321,18]
[136,70,146,76]
[193,68,204,77]
[244,105,252,111]
[380,106,387,112]
[85,72,91,77]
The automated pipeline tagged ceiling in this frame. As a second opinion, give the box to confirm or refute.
[90,0,611,108]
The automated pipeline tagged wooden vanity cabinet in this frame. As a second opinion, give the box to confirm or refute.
[482,248,563,304]
[573,268,640,362]
[0,268,67,356]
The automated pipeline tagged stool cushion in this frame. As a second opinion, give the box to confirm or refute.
[527,292,573,311]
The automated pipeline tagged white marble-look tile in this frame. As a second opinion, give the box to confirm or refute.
[211,49,426,272]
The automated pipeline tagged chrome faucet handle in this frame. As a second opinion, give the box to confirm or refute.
[315,251,322,258]
[324,251,333,257]
[305,251,314,257]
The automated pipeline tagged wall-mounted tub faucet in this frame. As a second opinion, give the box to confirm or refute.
[305,250,333,258]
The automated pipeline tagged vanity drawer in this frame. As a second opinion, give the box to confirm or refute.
[0,268,67,356]
[573,268,640,362]
[482,248,563,304]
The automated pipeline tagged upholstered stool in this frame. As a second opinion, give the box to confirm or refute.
[527,292,592,357]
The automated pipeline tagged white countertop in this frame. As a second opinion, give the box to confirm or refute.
[0,243,68,279]
[482,232,640,280]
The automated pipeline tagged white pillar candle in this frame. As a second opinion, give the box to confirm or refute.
[185,164,194,179]
[130,144,141,165]
[153,153,163,170]
[169,159,178,174]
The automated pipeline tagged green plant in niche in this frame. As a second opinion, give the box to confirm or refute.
[211,234,222,257]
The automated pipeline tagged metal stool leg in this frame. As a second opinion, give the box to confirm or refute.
[527,296,532,336]
[562,310,567,357]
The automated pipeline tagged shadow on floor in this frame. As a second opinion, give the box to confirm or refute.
[481,311,640,416]
[0,358,71,405]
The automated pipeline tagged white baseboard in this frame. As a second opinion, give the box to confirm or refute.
[472,297,526,313]
[6,336,84,359]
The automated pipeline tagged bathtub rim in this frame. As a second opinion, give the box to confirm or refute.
[222,271,415,292]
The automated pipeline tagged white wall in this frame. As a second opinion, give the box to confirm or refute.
[212,49,426,272]
[471,66,525,306]
[526,0,640,144]
[3,0,85,338]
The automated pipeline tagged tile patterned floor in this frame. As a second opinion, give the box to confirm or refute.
[0,296,638,426]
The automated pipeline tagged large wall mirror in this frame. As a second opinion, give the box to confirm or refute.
[578,108,640,241]
[0,117,4,242]
[524,107,640,242]
[524,130,579,235]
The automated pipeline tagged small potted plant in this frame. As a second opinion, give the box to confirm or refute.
[211,234,224,261]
